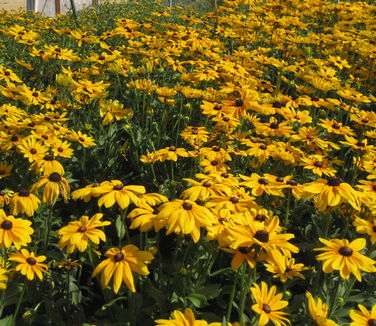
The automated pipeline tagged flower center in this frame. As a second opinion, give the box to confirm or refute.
[49,172,62,182]
[259,145,267,150]
[372,226,376,233]
[285,265,293,272]
[254,230,269,243]
[286,179,298,186]
[182,202,193,210]
[269,122,279,129]
[361,119,369,123]
[273,101,282,108]
[26,257,37,265]
[258,178,268,185]
[214,104,222,111]
[210,160,218,166]
[44,154,54,161]
[19,189,30,197]
[356,141,365,147]
[169,146,176,151]
[229,196,239,204]
[255,214,266,222]
[113,253,124,262]
[113,184,123,190]
[235,99,244,107]
[368,319,376,326]
[30,148,37,154]
[339,246,353,257]
[332,123,341,129]
[221,173,229,178]
[202,181,211,187]
[77,226,87,233]
[327,177,340,187]
[262,304,272,313]
[1,220,12,230]
[314,161,323,167]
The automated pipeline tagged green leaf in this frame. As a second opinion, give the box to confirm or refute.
[115,214,125,241]
[0,315,14,326]
[187,293,207,308]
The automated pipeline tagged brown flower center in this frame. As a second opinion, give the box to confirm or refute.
[44,154,54,161]
[369,319,376,326]
[49,172,62,182]
[361,119,369,123]
[258,178,268,185]
[239,246,252,254]
[262,304,272,313]
[30,148,37,154]
[285,265,293,272]
[235,99,244,107]
[1,220,12,230]
[286,179,298,186]
[339,246,353,257]
[169,146,176,151]
[19,189,30,197]
[254,230,269,243]
[229,196,239,204]
[77,226,87,233]
[270,122,279,129]
[273,102,282,108]
[221,173,229,178]
[113,253,124,262]
[255,214,266,222]
[210,160,218,166]
[202,181,211,187]
[332,123,341,129]
[327,177,340,187]
[113,184,123,190]
[214,104,222,111]
[26,257,37,265]
[182,202,193,210]
[259,145,267,150]
[314,161,323,168]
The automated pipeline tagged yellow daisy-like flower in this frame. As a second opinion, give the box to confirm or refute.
[306,292,339,326]
[304,177,361,211]
[57,213,111,253]
[315,238,376,281]
[250,281,290,326]
[30,172,70,204]
[9,249,48,280]
[10,189,40,217]
[0,162,12,179]
[265,256,308,283]
[94,180,146,210]
[155,308,220,326]
[156,199,216,243]
[0,209,33,249]
[353,216,376,244]
[349,303,376,326]
[92,244,153,294]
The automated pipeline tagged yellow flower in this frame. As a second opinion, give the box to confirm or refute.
[250,281,290,326]
[99,99,132,125]
[265,256,308,283]
[306,292,339,326]
[353,216,376,244]
[9,249,48,280]
[31,172,70,204]
[0,162,12,179]
[0,265,7,290]
[155,308,220,326]
[349,303,376,326]
[57,213,111,253]
[0,209,33,249]
[315,238,376,281]
[92,244,153,293]
[10,189,40,217]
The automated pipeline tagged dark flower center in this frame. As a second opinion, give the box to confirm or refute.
[219,217,228,223]
[327,177,340,187]
[169,146,176,151]
[32,92,39,97]
[239,246,252,254]
[339,246,353,257]
[373,226,376,233]
[113,253,124,262]
[255,214,266,222]
[314,161,323,167]
[273,102,282,108]
[332,123,341,129]
[286,179,298,186]
[57,147,64,152]
[356,141,365,147]
[361,119,369,123]
[235,99,244,107]
[30,148,37,154]
[113,184,123,190]
[26,257,37,265]
[311,96,319,101]
[254,230,269,243]
[262,304,272,313]
[223,117,230,122]
[79,137,85,142]
[229,196,239,204]
[258,178,268,185]
[368,319,376,326]
[259,145,267,150]
[214,104,222,111]
[49,172,62,182]
[306,135,314,140]
[210,160,218,166]
[202,181,211,187]
[213,146,221,152]
[221,173,229,178]
[44,154,54,161]
[285,265,293,272]
[98,55,106,60]
[11,136,18,142]
[276,177,284,182]
[1,220,12,230]
[270,122,279,129]
[77,226,87,233]
[182,202,193,210]
[19,189,30,197]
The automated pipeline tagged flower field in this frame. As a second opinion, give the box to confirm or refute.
[0,0,375,325]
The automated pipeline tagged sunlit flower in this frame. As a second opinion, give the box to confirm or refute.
[349,303,376,326]
[30,172,70,204]
[10,189,40,217]
[306,292,339,326]
[9,249,48,280]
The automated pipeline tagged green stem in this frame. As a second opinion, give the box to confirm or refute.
[226,268,239,323]
[284,191,291,227]
[43,204,54,252]
[13,282,26,326]
[239,265,253,325]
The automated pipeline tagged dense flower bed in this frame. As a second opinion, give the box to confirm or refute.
[0,0,375,325]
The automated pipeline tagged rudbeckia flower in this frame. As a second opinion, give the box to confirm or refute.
[306,292,339,326]
[250,281,290,326]
[0,209,33,249]
[9,249,48,280]
[92,244,153,293]
[31,172,70,204]
[315,238,376,281]
[10,189,40,217]
[353,216,376,243]
[57,213,111,253]
[157,199,216,243]
[349,303,376,326]
[155,308,221,326]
